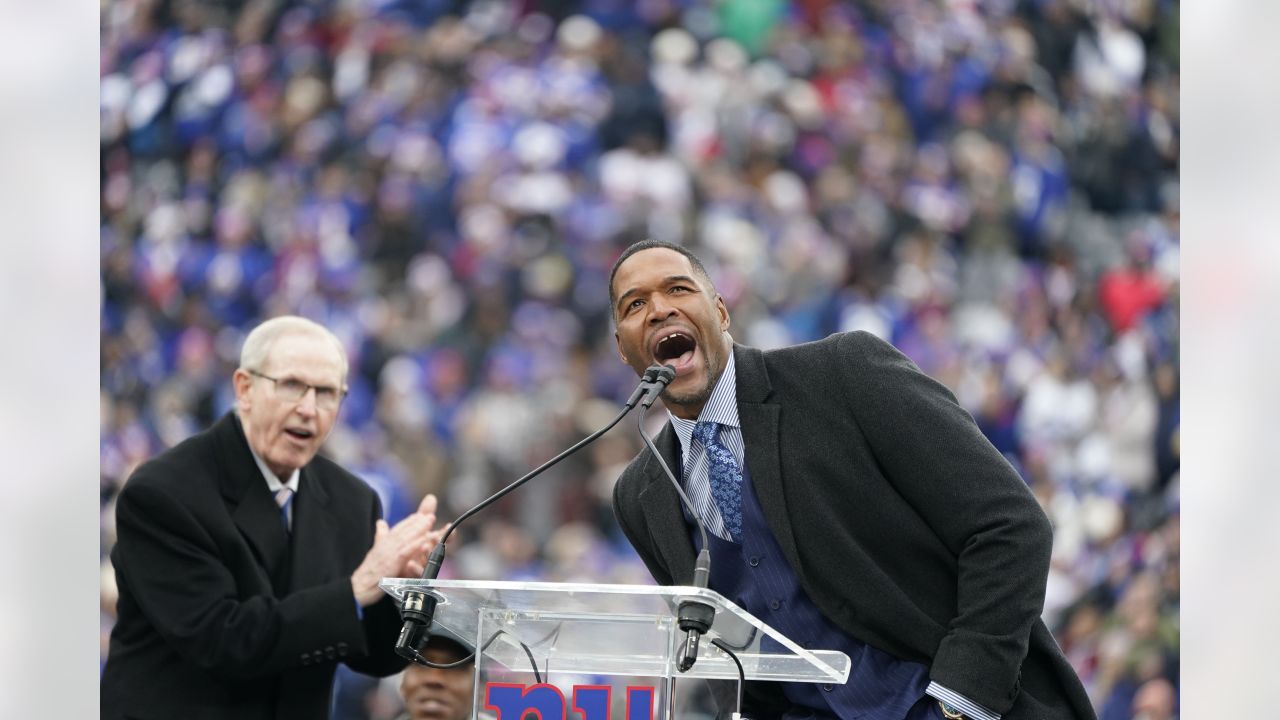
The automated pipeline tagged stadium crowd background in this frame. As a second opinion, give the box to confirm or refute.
[99,0,1180,717]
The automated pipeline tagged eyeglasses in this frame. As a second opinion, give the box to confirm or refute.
[247,370,347,410]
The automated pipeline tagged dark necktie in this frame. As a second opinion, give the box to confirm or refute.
[693,421,744,543]
[274,486,294,533]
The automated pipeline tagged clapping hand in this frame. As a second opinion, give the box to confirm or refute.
[351,493,447,607]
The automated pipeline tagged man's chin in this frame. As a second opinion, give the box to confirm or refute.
[267,450,312,476]
[663,382,713,413]
[412,703,457,720]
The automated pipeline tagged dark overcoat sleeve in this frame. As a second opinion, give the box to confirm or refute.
[835,331,1052,711]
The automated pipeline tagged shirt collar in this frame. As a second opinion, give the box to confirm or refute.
[669,351,739,458]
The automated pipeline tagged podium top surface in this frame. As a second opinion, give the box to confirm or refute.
[380,578,850,684]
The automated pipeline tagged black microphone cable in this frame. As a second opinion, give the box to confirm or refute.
[633,365,716,673]
[396,366,673,666]
[398,629,543,683]
[710,638,746,720]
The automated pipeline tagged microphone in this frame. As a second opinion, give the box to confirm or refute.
[639,364,676,410]
[395,365,674,664]
[631,369,715,673]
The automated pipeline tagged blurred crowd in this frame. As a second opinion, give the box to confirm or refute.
[100,0,1179,717]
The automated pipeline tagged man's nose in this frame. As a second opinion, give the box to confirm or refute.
[647,294,676,321]
[295,388,318,415]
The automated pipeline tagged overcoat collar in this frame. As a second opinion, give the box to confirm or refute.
[211,412,337,593]
[635,344,806,585]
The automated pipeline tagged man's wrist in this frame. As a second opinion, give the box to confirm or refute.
[351,574,376,607]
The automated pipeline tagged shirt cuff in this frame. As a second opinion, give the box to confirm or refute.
[926,681,1000,720]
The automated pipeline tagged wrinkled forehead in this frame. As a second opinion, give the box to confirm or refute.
[613,248,704,294]
[261,331,346,381]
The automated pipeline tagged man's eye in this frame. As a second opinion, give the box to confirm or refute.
[281,379,307,393]
[628,299,644,312]
[315,387,336,399]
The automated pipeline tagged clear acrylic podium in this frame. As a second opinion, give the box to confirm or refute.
[380,579,851,719]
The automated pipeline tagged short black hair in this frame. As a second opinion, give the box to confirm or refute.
[421,635,472,663]
[607,240,714,320]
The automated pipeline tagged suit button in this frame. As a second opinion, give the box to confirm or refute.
[822,684,833,692]
[749,556,760,567]
[769,599,781,610]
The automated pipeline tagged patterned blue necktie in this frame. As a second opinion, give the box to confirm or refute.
[693,421,744,543]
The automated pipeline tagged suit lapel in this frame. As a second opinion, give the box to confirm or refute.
[235,495,291,594]
[637,423,698,585]
[214,413,292,594]
[285,466,337,593]
[733,346,805,580]
[633,346,805,587]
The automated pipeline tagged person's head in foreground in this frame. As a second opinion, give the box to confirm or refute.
[400,636,474,720]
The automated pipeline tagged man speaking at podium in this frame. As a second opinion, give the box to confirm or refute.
[608,242,1094,720]
[102,316,442,720]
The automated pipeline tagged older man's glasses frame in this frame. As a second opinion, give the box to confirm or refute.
[247,369,347,410]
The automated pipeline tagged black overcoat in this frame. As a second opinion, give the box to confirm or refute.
[102,412,406,719]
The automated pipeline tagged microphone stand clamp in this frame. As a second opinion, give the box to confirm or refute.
[675,599,715,672]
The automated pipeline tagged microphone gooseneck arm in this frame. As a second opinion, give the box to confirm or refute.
[633,377,716,673]
[438,371,658,548]
[396,365,673,664]
[634,401,710,565]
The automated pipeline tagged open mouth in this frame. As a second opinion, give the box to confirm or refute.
[653,331,697,368]
[284,428,315,440]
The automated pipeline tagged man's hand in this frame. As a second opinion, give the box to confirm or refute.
[351,493,445,607]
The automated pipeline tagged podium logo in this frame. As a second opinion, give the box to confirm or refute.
[484,683,655,720]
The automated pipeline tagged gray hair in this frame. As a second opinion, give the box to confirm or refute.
[239,316,349,382]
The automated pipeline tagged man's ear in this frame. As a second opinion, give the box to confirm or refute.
[614,330,628,364]
[716,294,731,331]
[232,369,253,412]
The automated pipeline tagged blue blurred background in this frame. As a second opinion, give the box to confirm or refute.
[99,0,1179,717]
